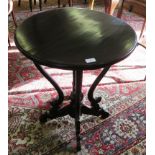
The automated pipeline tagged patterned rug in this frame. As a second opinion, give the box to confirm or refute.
[9,2,146,155]
[9,81,146,155]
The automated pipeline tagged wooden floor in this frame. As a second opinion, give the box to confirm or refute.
[123,0,145,17]
[13,0,145,16]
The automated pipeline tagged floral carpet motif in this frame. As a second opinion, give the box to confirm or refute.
[9,82,145,155]
[58,98,146,155]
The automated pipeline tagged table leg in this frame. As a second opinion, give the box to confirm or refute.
[104,0,111,14]
[58,0,60,8]
[34,62,64,122]
[68,0,73,6]
[86,66,111,118]
[39,0,42,11]
[18,0,21,6]
[29,0,33,12]
[34,63,111,151]
[72,70,83,151]
[70,70,83,101]
[88,66,110,105]
[11,11,17,28]
[117,0,124,18]
[104,0,120,15]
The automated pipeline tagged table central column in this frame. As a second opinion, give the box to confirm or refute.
[73,70,83,151]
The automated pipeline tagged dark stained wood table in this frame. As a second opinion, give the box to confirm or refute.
[14,7,137,152]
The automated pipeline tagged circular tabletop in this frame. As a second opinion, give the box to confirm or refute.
[15,7,137,70]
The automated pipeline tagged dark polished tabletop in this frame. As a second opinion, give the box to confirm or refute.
[15,7,137,70]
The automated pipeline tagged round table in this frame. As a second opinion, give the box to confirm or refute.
[14,7,137,152]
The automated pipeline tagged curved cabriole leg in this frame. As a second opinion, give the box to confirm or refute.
[34,62,64,122]
[88,66,110,105]
[87,66,111,118]
[34,63,64,107]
